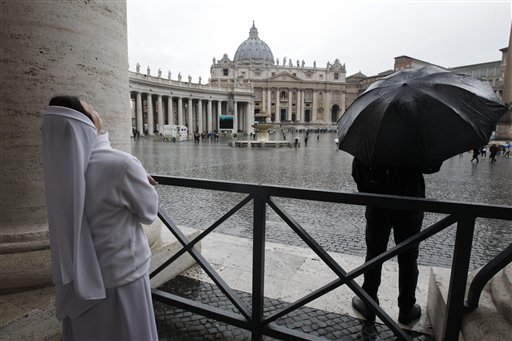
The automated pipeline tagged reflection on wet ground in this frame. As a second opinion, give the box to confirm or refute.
[132,133,511,270]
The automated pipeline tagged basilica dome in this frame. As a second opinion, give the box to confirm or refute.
[234,22,274,64]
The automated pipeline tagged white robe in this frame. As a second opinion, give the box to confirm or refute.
[42,107,159,340]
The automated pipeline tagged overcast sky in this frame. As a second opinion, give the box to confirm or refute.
[127,0,511,83]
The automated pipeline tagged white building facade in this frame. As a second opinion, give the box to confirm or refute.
[210,22,350,125]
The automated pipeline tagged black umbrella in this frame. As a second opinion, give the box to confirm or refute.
[337,66,507,169]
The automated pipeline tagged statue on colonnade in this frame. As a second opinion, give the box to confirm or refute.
[136,62,140,73]
[147,66,151,76]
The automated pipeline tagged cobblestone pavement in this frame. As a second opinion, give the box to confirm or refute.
[133,134,511,271]
[154,276,433,341]
[133,134,510,340]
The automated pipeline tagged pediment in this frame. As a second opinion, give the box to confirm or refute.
[267,72,302,82]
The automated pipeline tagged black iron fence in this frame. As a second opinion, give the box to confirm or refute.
[149,175,512,341]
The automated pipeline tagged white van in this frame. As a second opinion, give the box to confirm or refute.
[163,125,188,142]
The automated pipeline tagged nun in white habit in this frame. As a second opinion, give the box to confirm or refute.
[42,96,159,340]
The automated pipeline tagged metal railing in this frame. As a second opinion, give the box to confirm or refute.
[149,175,512,341]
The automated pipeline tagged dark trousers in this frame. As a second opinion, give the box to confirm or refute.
[362,207,423,309]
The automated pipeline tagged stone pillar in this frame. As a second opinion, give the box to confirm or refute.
[188,98,193,134]
[197,100,203,133]
[288,89,293,121]
[267,88,272,115]
[233,101,238,133]
[246,102,254,133]
[157,95,163,133]
[147,93,154,135]
[0,0,131,293]
[207,99,213,132]
[326,91,332,123]
[167,96,173,125]
[341,93,346,116]
[261,89,266,113]
[312,91,318,122]
[178,97,183,126]
[136,92,143,134]
[275,90,281,123]
[298,89,304,122]
[217,100,222,130]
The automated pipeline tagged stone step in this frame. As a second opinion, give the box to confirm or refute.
[427,265,512,341]
[0,221,199,340]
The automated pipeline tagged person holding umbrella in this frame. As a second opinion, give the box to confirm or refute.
[337,66,507,324]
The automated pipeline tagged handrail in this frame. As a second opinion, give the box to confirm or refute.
[150,175,512,341]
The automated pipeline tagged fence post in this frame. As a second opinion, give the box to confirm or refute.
[443,215,476,340]
[252,190,267,340]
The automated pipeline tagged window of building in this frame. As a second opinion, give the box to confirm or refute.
[334,73,339,80]
[223,68,229,76]
[320,74,323,79]
[293,73,296,77]
[272,72,275,77]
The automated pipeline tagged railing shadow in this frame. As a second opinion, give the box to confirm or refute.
[149,175,512,341]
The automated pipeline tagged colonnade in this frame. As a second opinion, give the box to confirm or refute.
[259,87,346,124]
[130,92,254,136]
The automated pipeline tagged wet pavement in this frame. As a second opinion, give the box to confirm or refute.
[132,133,511,271]
[131,133,511,340]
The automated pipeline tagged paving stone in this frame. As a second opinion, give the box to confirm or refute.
[154,275,433,340]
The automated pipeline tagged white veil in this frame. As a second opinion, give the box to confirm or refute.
[42,105,105,300]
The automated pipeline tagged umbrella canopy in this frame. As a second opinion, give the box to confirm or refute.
[337,66,507,169]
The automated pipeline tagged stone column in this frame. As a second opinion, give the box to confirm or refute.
[136,92,143,134]
[147,93,154,135]
[275,89,281,123]
[267,88,272,115]
[288,89,293,121]
[217,100,222,130]
[312,90,318,122]
[246,102,254,133]
[261,88,266,113]
[0,0,131,293]
[178,97,183,126]
[233,101,238,133]
[341,93,346,116]
[157,95,163,133]
[167,96,173,125]
[207,99,213,132]
[188,97,193,134]
[298,89,304,122]
[197,99,203,133]
[326,91,332,123]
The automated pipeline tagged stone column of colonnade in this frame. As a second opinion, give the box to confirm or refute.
[312,91,318,122]
[275,90,281,123]
[298,89,303,122]
[207,100,213,132]
[233,101,238,132]
[157,95,164,133]
[288,89,293,121]
[147,93,154,135]
[136,92,143,133]
[188,98,193,134]
[167,95,173,126]
[178,97,183,126]
[267,88,272,116]
[197,99,203,133]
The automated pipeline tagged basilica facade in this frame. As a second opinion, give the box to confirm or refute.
[130,22,358,136]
